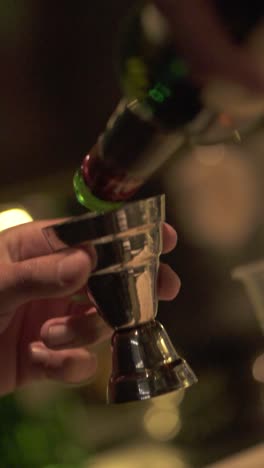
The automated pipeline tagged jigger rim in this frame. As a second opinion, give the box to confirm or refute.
[42,194,165,251]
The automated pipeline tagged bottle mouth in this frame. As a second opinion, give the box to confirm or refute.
[73,168,123,212]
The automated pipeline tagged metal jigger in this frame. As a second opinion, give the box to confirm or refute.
[43,195,197,404]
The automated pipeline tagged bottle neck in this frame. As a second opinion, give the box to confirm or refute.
[74,1,264,211]
[79,100,186,205]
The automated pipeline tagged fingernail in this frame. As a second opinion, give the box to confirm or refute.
[47,324,75,347]
[31,345,49,364]
[58,250,91,285]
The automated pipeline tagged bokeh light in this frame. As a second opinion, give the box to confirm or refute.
[0,208,33,231]
[87,444,188,468]
[164,145,260,249]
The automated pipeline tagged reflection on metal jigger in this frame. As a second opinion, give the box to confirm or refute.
[43,195,197,404]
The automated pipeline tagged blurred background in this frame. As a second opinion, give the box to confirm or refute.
[1,1,264,467]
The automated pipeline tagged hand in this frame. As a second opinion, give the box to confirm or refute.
[0,220,180,395]
[253,354,264,383]
[154,0,264,92]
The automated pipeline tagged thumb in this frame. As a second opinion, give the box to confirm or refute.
[0,249,93,327]
[253,354,264,383]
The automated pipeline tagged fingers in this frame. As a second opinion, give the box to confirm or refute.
[39,257,180,351]
[29,342,98,385]
[154,0,264,92]
[40,308,112,350]
[26,257,180,387]
[158,263,181,301]
[162,223,177,254]
[0,249,93,330]
[39,259,180,351]
[160,225,180,300]
[29,308,111,385]
[252,354,264,382]
[2,217,97,266]
[2,219,65,262]
[3,218,178,266]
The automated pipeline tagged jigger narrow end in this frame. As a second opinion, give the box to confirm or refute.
[107,320,197,404]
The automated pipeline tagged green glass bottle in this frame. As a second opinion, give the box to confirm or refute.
[74,0,264,212]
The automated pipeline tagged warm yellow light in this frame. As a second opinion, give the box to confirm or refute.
[0,208,33,231]
[143,407,181,441]
[151,389,185,409]
[87,444,188,468]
